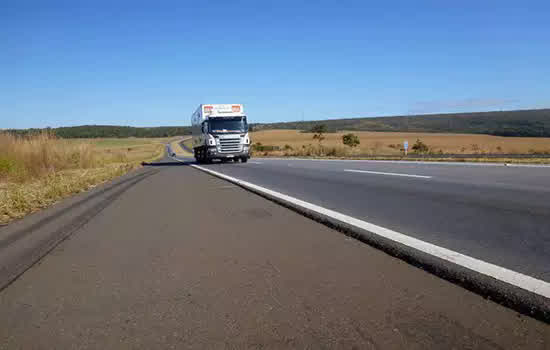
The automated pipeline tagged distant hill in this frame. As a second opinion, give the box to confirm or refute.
[5,108,550,138]
[251,109,550,137]
[6,125,192,138]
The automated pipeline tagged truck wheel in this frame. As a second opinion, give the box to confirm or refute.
[241,157,248,163]
[195,149,203,163]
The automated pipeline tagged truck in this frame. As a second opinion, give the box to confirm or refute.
[191,104,251,163]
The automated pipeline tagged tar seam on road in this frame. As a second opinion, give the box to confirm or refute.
[343,169,433,179]
[172,156,550,322]
[0,168,159,293]
[0,169,157,250]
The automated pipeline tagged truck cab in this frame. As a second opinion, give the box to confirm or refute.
[191,104,251,163]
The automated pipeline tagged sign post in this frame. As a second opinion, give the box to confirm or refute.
[404,140,409,156]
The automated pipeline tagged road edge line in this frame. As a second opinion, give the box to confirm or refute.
[187,162,550,323]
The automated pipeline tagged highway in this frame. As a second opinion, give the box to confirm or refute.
[0,150,549,348]
[174,156,550,283]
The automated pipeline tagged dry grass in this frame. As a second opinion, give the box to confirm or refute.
[0,132,99,182]
[0,133,166,224]
[250,130,550,156]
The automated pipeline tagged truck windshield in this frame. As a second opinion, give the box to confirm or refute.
[209,117,248,133]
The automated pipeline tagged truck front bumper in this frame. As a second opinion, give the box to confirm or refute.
[207,147,250,160]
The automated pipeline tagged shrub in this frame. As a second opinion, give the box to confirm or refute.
[311,124,327,144]
[284,144,293,150]
[342,133,360,148]
[411,139,430,153]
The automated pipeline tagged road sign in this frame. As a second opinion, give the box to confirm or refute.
[404,140,409,155]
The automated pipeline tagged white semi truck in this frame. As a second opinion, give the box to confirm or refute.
[191,104,251,163]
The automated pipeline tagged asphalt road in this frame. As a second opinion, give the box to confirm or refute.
[175,156,550,284]
[0,153,549,348]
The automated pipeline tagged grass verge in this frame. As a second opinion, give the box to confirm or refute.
[254,154,550,165]
[0,133,166,225]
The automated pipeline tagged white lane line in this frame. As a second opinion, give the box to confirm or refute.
[249,161,263,164]
[344,169,432,179]
[185,161,550,299]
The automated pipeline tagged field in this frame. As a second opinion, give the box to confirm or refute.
[250,130,550,157]
[0,133,169,225]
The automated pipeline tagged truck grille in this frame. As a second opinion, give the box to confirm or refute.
[219,138,242,153]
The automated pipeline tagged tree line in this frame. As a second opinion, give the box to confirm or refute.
[5,125,192,138]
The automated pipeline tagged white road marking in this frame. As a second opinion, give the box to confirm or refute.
[249,161,263,164]
[181,159,550,299]
[344,169,432,179]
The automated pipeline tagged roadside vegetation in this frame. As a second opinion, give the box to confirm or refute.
[249,129,550,163]
[0,132,167,224]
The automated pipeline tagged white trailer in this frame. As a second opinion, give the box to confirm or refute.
[191,104,251,163]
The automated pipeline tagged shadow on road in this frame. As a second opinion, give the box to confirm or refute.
[142,158,248,167]
[142,161,194,166]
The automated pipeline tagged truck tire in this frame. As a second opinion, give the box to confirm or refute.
[241,157,248,163]
[195,148,203,164]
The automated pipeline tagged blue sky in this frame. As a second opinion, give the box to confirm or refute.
[1,1,549,128]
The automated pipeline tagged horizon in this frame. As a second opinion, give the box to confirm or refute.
[2,1,549,129]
